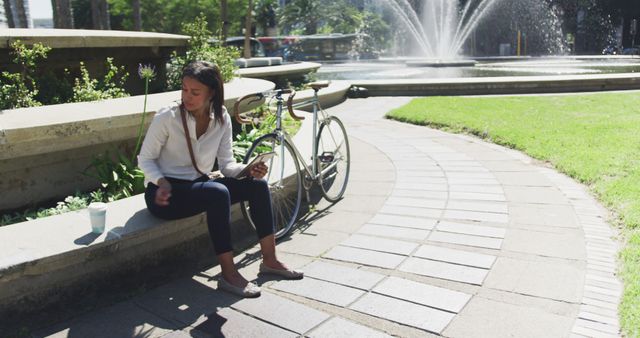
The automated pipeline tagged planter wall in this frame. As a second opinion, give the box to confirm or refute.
[0,78,275,212]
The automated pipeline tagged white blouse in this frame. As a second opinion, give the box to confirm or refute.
[138,104,245,186]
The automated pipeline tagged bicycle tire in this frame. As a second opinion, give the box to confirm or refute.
[240,133,302,239]
[315,116,350,202]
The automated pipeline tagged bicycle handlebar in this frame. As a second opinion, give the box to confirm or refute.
[233,89,304,125]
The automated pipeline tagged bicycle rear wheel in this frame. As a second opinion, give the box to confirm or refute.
[315,116,350,202]
[241,133,302,239]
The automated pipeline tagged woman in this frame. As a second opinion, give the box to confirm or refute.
[138,60,303,298]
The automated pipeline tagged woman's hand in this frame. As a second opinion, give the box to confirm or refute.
[249,162,269,179]
[155,177,172,206]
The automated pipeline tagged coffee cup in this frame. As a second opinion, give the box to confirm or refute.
[88,202,107,234]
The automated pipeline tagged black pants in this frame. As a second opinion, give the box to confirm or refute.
[145,176,274,255]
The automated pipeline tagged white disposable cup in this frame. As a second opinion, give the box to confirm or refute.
[88,202,107,234]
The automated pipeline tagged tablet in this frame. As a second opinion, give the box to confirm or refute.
[236,151,276,178]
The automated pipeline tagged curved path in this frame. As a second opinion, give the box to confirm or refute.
[36,97,622,338]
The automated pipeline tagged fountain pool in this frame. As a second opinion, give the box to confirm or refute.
[315,57,640,81]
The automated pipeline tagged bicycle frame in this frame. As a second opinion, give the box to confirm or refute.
[272,90,333,186]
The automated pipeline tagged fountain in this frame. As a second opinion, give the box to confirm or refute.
[384,0,501,63]
[378,0,569,67]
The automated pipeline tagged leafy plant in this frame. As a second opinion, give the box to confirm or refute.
[0,40,50,109]
[72,58,130,102]
[167,14,239,89]
[84,150,145,201]
[0,192,99,226]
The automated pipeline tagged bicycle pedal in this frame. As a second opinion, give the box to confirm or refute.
[319,152,335,163]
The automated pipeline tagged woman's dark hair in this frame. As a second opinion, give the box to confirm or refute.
[181,60,225,124]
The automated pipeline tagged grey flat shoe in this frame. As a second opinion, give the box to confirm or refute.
[259,262,304,280]
[218,278,261,298]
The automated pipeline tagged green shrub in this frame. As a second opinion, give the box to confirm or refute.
[0,40,50,109]
[72,58,129,102]
[167,14,239,89]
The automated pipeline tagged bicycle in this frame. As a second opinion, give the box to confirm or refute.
[233,82,351,239]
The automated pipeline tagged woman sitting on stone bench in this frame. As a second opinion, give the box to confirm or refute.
[138,60,303,298]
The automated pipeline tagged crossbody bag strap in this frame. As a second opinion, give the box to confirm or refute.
[179,105,206,176]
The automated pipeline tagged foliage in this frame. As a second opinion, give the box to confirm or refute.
[72,58,130,102]
[0,41,50,109]
[386,92,640,335]
[233,107,276,161]
[84,149,146,201]
[254,0,278,35]
[278,0,328,35]
[166,14,239,90]
[107,0,249,36]
[0,191,105,226]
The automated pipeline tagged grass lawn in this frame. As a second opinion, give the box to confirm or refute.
[386,91,640,336]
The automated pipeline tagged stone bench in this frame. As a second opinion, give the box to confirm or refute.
[0,81,350,331]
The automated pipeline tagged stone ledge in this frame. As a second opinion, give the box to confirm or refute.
[0,77,275,160]
[0,193,255,327]
[0,28,189,49]
[351,73,640,96]
[236,61,321,79]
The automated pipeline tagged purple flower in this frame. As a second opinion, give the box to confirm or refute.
[138,63,156,80]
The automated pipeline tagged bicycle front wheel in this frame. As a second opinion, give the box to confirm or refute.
[315,116,350,202]
[241,133,302,239]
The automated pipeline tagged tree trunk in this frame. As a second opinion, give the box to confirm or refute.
[244,0,253,58]
[132,0,141,31]
[221,0,229,44]
[51,0,74,28]
[90,0,110,30]
[5,0,30,28]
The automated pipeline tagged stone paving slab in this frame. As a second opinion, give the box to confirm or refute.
[484,257,584,302]
[199,307,297,338]
[307,317,392,338]
[502,228,586,260]
[385,196,446,209]
[428,231,503,249]
[302,260,386,290]
[446,200,509,214]
[413,244,496,269]
[34,301,176,338]
[368,213,437,230]
[391,189,448,200]
[443,296,575,338]
[399,257,489,285]
[358,223,431,240]
[379,205,443,219]
[373,276,472,313]
[323,245,406,269]
[443,209,509,223]
[349,293,455,334]
[449,191,507,201]
[436,220,507,238]
[448,184,504,194]
[231,292,330,334]
[340,234,419,256]
[270,277,364,307]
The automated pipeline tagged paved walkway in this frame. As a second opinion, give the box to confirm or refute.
[35,97,622,338]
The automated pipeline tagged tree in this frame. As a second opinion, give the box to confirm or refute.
[132,0,141,31]
[254,0,278,36]
[279,0,326,34]
[4,0,29,28]
[51,0,74,28]
[244,0,253,58]
[90,0,110,29]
